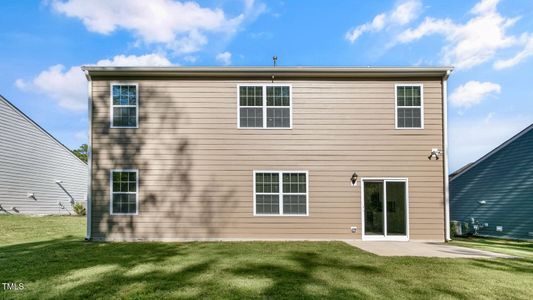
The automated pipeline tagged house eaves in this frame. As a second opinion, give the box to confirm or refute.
[81,66,453,79]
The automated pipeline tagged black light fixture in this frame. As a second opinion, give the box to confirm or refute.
[351,172,358,186]
[428,148,441,160]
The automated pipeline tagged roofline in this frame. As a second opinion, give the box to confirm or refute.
[449,123,533,182]
[0,94,88,167]
[81,66,453,79]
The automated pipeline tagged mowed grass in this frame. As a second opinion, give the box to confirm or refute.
[0,216,532,299]
[451,237,533,259]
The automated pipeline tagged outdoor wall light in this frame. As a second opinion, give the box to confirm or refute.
[350,172,358,186]
[27,193,35,199]
[55,180,63,184]
[478,200,487,205]
[428,148,441,160]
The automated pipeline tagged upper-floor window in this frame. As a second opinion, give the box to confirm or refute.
[111,83,138,128]
[396,84,423,129]
[238,85,291,129]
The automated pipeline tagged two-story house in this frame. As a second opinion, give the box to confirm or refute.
[82,66,452,242]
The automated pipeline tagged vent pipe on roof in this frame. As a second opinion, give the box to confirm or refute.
[272,55,278,83]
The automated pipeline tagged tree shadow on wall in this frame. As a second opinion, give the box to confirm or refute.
[91,84,237,240]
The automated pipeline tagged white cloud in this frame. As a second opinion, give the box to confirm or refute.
[49,0,265,54]
[18,64,88,111]
[390,0,423,25]
[14,79,28,90]
[15,53,173,112]
[215,51,232,65]
[345,0,422,43]
[396,0,522,69]
[494,33,533,69]
[448,113,532,172]
[183,55,198,63]
[74,130,87,141]
[93,53,172,67]
[449,81,501,108]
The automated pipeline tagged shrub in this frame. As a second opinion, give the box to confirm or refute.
[450,221,458,237]
[463,222,471,236]
[73,202,86,216]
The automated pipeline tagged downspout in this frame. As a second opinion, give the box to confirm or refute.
[84,69,92,241]
[443,70,451,241]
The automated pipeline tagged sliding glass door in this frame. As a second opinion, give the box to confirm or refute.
[362,179,408,240]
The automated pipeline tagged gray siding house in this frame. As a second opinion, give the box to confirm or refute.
[0,95,88,215]
[450,124,533,240]
[83,66,452,242]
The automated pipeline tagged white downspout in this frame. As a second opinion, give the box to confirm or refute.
[443,70,451,241]
[84,70,92,241]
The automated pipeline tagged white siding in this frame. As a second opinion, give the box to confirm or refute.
[0,96,88,215]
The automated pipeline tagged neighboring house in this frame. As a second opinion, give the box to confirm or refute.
[82,66,452,242]
[450,124,533,240]
[0,95,88,215]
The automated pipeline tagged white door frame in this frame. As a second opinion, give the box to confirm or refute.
[360,178,410,241]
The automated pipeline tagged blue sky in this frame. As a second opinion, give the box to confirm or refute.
[0,0,532,172]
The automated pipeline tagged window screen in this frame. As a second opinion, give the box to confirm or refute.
[396,85,422,128]
[112,84,138,128]
[255,171,307,215]
[111,170,138,214]
[266,86,290,128]
[238,85,291,128]
[282,173,307,214]
[239,86,263,128]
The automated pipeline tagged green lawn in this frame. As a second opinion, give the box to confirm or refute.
[450,237,533,259]
[1,216,532,299]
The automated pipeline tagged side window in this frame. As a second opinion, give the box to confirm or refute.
[111,84,138,128]
[238,85,291,129]
[239,86,263,128]
[111,170,138,215]
[254,171,308,216]
[396,84,423,129]
[266,86,291,128]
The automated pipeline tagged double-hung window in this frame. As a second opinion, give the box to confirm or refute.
[254,171,308,216]
[395,84,423,129]
[111,170,138,215]
[111,83,138,128]
[238,85,291,128]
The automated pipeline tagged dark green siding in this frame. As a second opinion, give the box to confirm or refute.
[450,125,533,240]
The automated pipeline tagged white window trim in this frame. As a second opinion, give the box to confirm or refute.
[394,83,424,130]
[253,170,309,216]
[110,169,139,216]
[237,83,293,129]
[360,177,409,241]
[110,82,139,129]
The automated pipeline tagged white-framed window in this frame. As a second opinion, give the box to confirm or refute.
[253,171,308,216]
[238,84,292,129]
[110,169,138,215]
[110,83,138,128]
[395,84,423,129]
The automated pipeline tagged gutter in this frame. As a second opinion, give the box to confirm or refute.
[81,66,453,79]
[443,70,452,241]
[84,69,92,241]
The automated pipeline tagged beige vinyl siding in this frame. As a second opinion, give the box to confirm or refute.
[90,78,444,241]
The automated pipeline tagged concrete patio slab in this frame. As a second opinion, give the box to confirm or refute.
[346,241,515,258]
